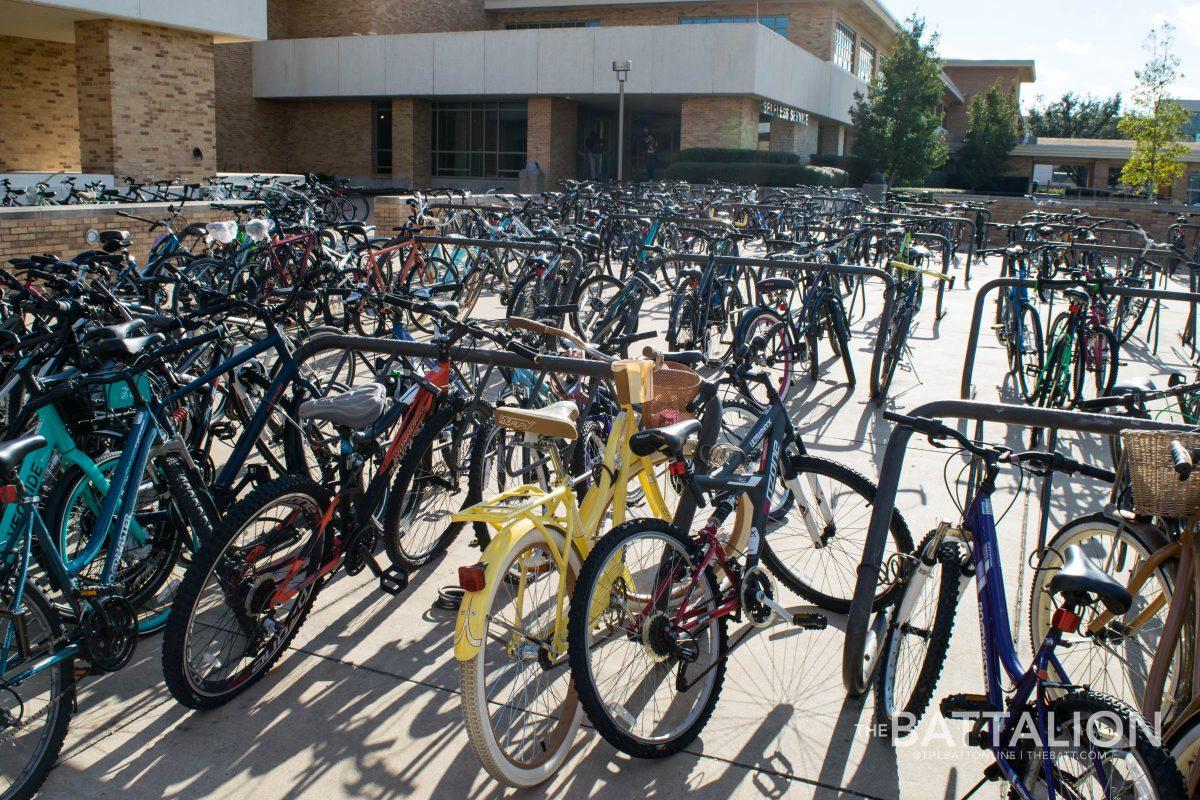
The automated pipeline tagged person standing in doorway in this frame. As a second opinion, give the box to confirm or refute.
[585,130,605,180]
[643,129,659,181]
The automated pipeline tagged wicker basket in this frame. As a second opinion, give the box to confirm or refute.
[1121,430,1200,518]
[643,363,701,428]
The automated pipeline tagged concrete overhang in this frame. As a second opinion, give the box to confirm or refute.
[252,23,868,125]
[1011,138,1200,162]
[943,59,1037,83]
[2,0,267,43]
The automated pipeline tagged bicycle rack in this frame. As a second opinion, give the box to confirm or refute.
[661,253,896,400]
[840,398,1200,697]
[870,211,978,280]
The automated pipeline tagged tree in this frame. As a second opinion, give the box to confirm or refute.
[1027,93,1124,139]
[850,16,949,185]
[957,83,1020,190]
[1118,22,1190,198]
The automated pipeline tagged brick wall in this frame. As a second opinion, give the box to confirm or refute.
[280,0,488,37]
[214,43,288,172]
[0,202,242,267]
[528,97,578,186]
[284,101,373,177]
[943,66,1026,142]
[392,98,431,188]
[75,20,216,182]
[0,36,80,173]
[769,116,820,158]
[681,96,759,150]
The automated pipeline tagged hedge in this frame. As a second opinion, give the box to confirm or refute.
[676,148,802,165]
[808,153,874,186]
[663,161,848,188]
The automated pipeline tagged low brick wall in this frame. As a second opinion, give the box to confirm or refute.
[931,193,1193,246]
[373,194,506,235]
[0,201,244,267]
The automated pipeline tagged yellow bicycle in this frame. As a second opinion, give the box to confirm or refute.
[453,332,687,787]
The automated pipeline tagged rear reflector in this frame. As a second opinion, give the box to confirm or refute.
[459,564,487,593]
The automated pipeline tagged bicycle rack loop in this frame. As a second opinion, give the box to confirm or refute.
[870,212,978,280]
[840,399,1200,697]
[410,234,589,304]
[660,253,896,400]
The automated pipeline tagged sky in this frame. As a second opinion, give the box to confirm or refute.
[884,0,1200,110]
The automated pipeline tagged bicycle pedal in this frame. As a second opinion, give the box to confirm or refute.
[378,566,410,596]
[939,693,997,721]
[77,582,123,599]
[791,612,827,630]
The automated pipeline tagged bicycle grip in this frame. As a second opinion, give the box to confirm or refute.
[506,341,540,363]
[1170,440,1195,481]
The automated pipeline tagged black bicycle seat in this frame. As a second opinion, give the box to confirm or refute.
[1049,545,1133,616]
[87,320,148,341]
[629,419,701,458]
[0,433,46,481]
[89,333,166,361]
[298,383,386,429]
[756,277,796,294]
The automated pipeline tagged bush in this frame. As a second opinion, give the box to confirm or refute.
[663,161,848,188]
[676,148,802,165]
[808,153,875,186]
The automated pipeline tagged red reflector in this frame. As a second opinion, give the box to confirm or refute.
[689,280,698,288]
[0,485,18,503]
[1052,608,1081,633]
[459,564,486,592]
[669,460,687,476]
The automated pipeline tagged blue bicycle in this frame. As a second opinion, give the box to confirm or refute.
[983,242,1045,403]
[873,413,1186,799]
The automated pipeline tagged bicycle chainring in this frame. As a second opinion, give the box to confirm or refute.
[82,595,138,673]
[741,566,776,628]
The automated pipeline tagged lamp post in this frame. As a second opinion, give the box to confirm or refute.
[613,60,631,182]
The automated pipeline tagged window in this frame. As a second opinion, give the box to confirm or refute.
[758,113,772,150]
[431,101,528,179]
[372,99,392,176]
[505,20,599,29]
[857,41,876,82]
[679,16,789,38]
[833,21,856,71]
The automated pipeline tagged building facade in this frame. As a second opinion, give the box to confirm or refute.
[216,0,1033,189]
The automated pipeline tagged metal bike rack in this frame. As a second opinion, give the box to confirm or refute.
[410,234,588,306]
[840,398,1199,696]
[871,211,978,276]
[661,253,896,399]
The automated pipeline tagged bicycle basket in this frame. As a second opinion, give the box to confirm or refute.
[643,363,701,428]
[1121,430,1200,518]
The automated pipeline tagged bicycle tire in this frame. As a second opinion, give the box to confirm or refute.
[1011,302,1044,404]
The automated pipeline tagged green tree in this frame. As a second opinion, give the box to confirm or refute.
[1027,93,1124,139]
[1118,22,1190,198]
[850,16,949,184]
[956,83,1020,190]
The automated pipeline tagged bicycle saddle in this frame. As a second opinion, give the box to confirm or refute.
[298,383,386,429]
[89,333,166,360]
[1048,545,1133,616]
[1111,376,1156,394]
[88,319,148,340]
[0,434,46,482]
[629,419,701,459]
[909,244,933,259]
[756,277,796,294]
[493,400,578,441]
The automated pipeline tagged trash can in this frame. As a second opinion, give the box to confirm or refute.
[518,161,546,194]
[862,170,887,202]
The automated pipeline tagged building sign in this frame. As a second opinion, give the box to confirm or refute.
[761,100,810,126]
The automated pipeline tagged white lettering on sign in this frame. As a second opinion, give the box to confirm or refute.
[761,100,810,125]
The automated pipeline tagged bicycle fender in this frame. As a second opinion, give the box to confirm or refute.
[453,519,539,662]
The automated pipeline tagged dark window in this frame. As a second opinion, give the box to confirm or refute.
[758,113,772,150]
[431,101,528,179]
[679,16,788,38]
[833,21,856,71]
[372,100,392,176]
[505,20,599,29]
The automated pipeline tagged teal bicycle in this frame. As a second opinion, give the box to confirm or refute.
[0,341,214,800]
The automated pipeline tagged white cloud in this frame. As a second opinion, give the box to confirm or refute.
[1162,3,1200,46]
[1056,38,1094,56]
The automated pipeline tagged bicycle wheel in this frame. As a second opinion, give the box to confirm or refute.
[667,290,705,354]
[1168,717,1200,796]
[162,476,329,710]
[402,256,457,334]
[736,308,793,407]
[1029,514,1178,713]
[1007,692,1186,799]
[762,454,914,613]
[567,518,727,759]
[569,274,623,340]
[460,525,582,787]
[382,404,469,569]
[1073,325,1119,405]
[0,582,75,800]
[282,380,352,484]
[874,309,912,405]
[873,534,961,740]
[828,307,856,387]
[1011,303,1044,404]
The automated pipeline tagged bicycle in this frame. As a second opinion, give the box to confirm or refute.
[873,256,954,406]
[871,413,1185,799]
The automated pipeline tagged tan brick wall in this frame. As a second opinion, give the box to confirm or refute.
[528,97,578,186]
[75,20,216,182]
[280,0,488,38]
[942,66,1025,142]
[392,97,431,188]
[681,96,759,150]
[0,37,80,172]
[0,202,241,267]
[950,193,1188,246]
[284,101,373,176]
[769,116,820,158]
[214,43,288,172]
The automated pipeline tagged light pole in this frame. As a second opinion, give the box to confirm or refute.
[613,60,631,182]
